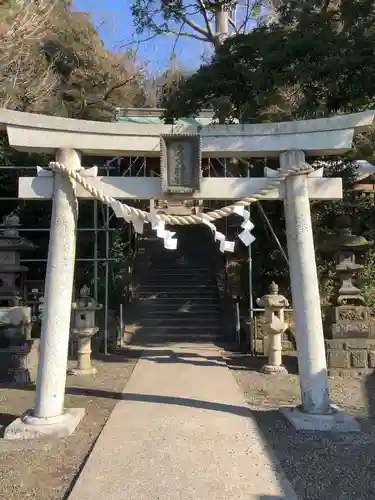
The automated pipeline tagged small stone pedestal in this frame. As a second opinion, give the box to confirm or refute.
[68,285,102,376]
[257,282,289,374]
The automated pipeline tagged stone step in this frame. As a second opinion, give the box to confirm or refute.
[130,328,222,341]
[138,274,214,281]
[141,310,220,318]
[138,317,222,326]
[138,297,220,305]
[139,303,221,312]
[131,334,220,344]
[139,284,217,291]
[139,261,212,267]
[138,280,215,287]
[138,291,218,299]
[136,269,213,275]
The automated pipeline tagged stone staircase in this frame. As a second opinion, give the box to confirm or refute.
[128,225,225,345]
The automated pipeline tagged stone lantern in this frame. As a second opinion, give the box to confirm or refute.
[0,213,36,307]
[323,217,373,338]
[68,284,102,376]
[322,216,375,374]
[0,213,39,384]
[257,282,289,374]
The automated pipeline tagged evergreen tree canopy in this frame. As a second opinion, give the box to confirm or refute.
[162,0,375,123]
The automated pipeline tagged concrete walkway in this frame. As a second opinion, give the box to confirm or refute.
[68,344,298,500]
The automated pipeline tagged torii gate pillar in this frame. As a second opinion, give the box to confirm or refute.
[282,151,330,412]
[280,150,359,431]
[5,148,85,439]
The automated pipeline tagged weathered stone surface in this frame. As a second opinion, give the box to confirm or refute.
[326,339,345,350]
[0,339,39,384]
[327,351,350,369]
[368,351,375,368]
[331,322,370,338]
[351,350,367,368]
[335,305,369,322]
[346,339,369,350]
[325,337,375,375]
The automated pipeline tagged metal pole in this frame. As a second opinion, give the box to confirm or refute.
[104,171,110,355]
[119,303,124,347]
[94,200,99,301]
[247,167,254,355]
[257,203,289,266]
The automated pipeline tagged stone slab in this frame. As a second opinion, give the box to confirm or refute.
[67,344,298,500]
[280,405,360,432]
[3,407,85,440]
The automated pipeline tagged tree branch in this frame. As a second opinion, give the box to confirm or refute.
[177,11,211,38]
[197,0,215,39]
[103,74,138,101]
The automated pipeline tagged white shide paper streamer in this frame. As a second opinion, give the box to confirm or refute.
[110,200,255,252]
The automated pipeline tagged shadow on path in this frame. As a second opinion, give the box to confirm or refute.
[64,386,253,418]
[252,408,375,500]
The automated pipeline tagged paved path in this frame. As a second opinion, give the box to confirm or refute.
[68,344,298,500]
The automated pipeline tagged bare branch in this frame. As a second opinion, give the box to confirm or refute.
[178,11,211,38]
[197,0,215,39]
[103,75,138,101]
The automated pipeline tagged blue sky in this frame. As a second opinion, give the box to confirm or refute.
[73,0,208,74]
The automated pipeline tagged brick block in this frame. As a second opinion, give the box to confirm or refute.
[351,350,367,368]
[327,351,350,369]
[346,339,368,350]
[326,339,345,350]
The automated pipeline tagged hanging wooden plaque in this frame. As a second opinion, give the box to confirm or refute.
[160,134,201,195]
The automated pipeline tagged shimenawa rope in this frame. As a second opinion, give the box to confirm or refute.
[48,160,314,226]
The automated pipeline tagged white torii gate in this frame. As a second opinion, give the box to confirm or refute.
[2,109,373,438]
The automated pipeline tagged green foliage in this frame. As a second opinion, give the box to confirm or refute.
[161,0,375,309]
[0,1,145,304]
[162,0,375,122]
[360,246,375,308]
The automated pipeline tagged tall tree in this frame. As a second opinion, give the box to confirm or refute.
[130,0,268,52]
[160,0,375,302]
[162,0,375,122]
[0,0,146,118]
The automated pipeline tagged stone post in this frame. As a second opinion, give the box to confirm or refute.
[280,151,360,431]
[281,150,330,414]
[257,282,289,374]
[4,148,85,439]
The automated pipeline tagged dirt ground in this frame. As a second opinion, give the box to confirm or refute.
[0,350,139,500]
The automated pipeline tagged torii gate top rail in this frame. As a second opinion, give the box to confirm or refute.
[0,109,373,157]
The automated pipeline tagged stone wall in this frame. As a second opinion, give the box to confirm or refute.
[325,338,375,376]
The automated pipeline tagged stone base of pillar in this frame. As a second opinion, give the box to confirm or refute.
[280,405,360,432]
[3,407,85,440]
[68,366,97,376]
[261,364,288,374]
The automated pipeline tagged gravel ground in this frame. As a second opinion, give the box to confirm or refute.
[225,352,375,500]
[0,350,139,500]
